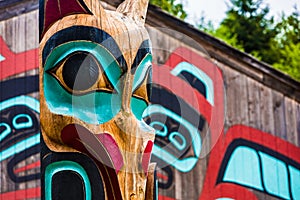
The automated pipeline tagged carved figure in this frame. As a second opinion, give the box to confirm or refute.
[39,0,156,199]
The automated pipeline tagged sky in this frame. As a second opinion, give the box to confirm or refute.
[183,0,300,27]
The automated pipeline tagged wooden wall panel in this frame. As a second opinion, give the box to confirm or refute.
[0,10,40,199]
[146,24,300,200]
[222,64,249,128]
[272,90,286,138]
[0,11,37,53]
[1,1,299,199]
[246,77,262,129]
[284,98,299,146]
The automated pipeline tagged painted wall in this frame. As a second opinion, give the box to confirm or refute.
[0,10,40,199]
[1,4,300,200]
[146,26,300,200]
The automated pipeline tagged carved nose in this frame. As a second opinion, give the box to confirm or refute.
[113,111,155,200]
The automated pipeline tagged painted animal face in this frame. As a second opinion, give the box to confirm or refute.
[40,0,155,199]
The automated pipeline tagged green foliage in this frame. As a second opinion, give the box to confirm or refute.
[273,43,300,81]
[273,9,300,81]
[198,0,300,81]
[150,0,187,20]
[197,14,215,34]
[216,0,278,64]
[275,8,300,46]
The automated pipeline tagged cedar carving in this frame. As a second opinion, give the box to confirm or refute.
[39,0,156,199]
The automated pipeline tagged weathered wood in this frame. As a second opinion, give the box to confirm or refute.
[284,98,298,146]
[0,0,38,21]
[0,7,40,199]
[246,77,262,129]
[146,3,300,103]
[259,86,275,134]
[272,90,286,139]
[1,0,300,199]
[0,10,38,53]
[222,65,249,128]
[25,11,38,51]
[101,0,300,104]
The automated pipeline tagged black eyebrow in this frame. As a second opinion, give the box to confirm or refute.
[150,84,205,132]
[42,26,127,72]
[131,40,151,74]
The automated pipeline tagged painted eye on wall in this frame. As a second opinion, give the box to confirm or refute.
[48,51,113,94]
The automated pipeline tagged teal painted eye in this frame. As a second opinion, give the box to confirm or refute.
[47,50,114,95]
[43,41,122,124]
[62,52,100,91]
[44,41,122,93]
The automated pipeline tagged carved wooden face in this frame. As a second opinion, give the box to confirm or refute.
[40,0,155,199]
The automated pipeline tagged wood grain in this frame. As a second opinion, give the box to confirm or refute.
[40,0,155,199]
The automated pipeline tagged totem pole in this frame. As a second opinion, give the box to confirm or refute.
[39,0,156,199]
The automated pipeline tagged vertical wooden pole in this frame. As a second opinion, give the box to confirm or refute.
[39,0,156,199]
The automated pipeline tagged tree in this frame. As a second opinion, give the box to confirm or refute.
[273,8,300,81]
[197,13,215,34]
[196,0,300,81]
[150,0,187,20]
[211,0,278,64]
[275,7,300,46]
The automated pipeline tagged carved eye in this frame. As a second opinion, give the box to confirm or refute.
[48,51,113,94]
[62,52,99,90]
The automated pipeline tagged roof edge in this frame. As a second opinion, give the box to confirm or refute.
[0,0,38,21]
[144,5,300,100]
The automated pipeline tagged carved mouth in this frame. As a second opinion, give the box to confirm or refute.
[60,123,123,199]
[61,123,154,176]
[61,124,124,173]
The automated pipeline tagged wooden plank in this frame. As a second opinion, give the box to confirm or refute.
[246,77,262,129]
[147,26,180,65]
[0,10,39,198]
[14,12,26,53]
[3,17,14,51]
[195,122,210,199]
[222,64,249,130]
[24,11,38,51]
[0,0,38,21]
[156,166,176,199]
[284,98,298,146]
[258,85,275,200]
[237,71,250,126]
[178,133,209,200]
[222,65,237,130]
[174,170,183,199]
[272,90,286,139]
[259,86,275,134]
[0,10,38,53]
